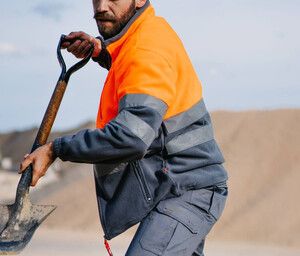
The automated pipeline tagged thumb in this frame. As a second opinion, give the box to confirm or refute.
[19,156,33,174]
[91,38,102,58]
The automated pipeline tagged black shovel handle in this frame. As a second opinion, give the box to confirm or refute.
[15,35,94,202]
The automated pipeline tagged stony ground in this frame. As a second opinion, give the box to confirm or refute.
[18,228,300,256]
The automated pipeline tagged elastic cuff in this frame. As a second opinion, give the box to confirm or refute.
[53,137,62,158]
[92,37,112,70]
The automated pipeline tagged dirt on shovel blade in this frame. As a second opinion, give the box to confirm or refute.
[0,197,56,255]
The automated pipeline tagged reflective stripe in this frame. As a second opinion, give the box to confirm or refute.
[165,124,214,155]
[118,94,168,117]
[94,162,128,178]
[114,110,156,147]
[163,99,208,133]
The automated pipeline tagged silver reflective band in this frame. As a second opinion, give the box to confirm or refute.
[94,162,128,177]
[164,99,208,133]
[114,110,156,147]
[165,124,214,155]
[119,94,168,117]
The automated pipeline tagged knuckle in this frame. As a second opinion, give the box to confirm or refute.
[74,40,80,46]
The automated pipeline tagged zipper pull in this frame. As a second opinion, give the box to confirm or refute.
[104,239,113,256]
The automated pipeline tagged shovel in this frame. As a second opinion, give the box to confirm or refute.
[0,35,93,254]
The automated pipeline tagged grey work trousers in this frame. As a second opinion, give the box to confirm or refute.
[125,184,228,256]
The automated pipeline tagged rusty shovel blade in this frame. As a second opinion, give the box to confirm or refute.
[0,198,56,254]
[0,163,56,255]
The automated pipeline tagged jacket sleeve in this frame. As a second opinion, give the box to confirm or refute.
[53,97,167,164]
[53,49,174,164]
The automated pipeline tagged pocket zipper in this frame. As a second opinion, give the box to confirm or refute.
[133,161,152,202]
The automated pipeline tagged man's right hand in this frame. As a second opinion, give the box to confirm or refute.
[61,31,102,59]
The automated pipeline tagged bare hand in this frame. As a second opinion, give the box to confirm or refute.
[19,142,56,187]
[61,31,102,58]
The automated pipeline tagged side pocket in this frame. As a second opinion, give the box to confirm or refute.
[209,186,228,221]
[132,161,152,203]
[156,200,213,234]
[140,211,178,255]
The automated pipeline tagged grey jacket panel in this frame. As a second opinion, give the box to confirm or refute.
[94,154,175,239]
[54,94,228,240]
[53,102,165,167]
[93,99,227,240]
[53,124,146,164]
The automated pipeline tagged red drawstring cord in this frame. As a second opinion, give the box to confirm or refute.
[104,239,113,256]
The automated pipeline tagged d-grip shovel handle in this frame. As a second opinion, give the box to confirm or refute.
[16,35,94,202]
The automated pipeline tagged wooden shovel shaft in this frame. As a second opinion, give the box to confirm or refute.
[15,79,68,200]
[34,80,67,148]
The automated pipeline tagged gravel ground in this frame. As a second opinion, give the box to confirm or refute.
[13,228,300,256]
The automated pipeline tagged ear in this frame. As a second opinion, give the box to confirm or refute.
[136,0,147,9]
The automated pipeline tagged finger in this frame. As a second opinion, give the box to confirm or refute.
[92,39,102,57]
[61,41,71,49]
[65,31,86,41]
[73,40,89,56]
[65,32,80,40]
[78,43,93,58]
[31,172,40,187]
[19,157,33,173]
[31,169,46,187]
[23,154,29,159]
[67,40,82,53]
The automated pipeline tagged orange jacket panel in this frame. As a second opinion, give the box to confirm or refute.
[96,5,203,128]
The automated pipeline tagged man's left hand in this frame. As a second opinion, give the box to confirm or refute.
[19,142,56,187]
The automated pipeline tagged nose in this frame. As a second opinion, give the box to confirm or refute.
[94,0,109,13]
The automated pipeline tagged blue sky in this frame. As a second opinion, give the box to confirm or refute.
[0,0,299,132]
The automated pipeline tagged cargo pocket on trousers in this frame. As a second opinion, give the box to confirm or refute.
[209,186,228,221]
[140,211,178,255]
[140,198,215,255]
[156,199,214,236]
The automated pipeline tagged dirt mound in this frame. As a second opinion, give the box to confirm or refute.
[209,109,300,248]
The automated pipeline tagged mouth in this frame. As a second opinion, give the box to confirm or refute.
[96,18,115,26]
[98,19,113,23]
[94,14,114,22]
[96,20,114,30]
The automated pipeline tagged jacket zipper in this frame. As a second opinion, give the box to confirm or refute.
[133,161,152,202]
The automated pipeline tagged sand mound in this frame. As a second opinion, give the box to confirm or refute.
[209,109,300,248]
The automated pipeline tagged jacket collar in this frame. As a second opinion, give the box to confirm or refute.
[103,0,153,58]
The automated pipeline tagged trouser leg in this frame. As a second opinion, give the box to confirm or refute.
[125,209,209,256]
[125,185,227,256]
[125,211,159,256]
[192,239,205,256]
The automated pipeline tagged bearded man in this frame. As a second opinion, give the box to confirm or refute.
[20,1,228,255]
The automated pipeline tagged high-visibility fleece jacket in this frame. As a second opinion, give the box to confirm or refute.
[53,0,228,240]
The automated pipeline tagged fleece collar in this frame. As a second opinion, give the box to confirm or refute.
[102,0,153,57]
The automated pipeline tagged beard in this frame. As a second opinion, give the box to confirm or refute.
[94,0,137,40]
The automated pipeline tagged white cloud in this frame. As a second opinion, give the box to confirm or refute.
[0,43,19,56]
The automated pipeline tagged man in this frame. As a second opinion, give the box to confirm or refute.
[20,0,228,255]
